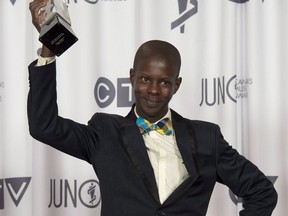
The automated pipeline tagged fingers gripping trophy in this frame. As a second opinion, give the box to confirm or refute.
[29,0,78,56]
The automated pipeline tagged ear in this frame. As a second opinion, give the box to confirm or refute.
[130,68,135,86]
[174,77,182,94]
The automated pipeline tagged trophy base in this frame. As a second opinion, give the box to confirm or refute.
[39,15,78,56]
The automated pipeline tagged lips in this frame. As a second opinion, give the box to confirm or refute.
[141,96,161,105]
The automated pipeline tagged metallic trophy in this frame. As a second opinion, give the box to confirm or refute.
[39,0,78,56]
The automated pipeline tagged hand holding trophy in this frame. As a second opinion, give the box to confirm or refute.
[29,0,78,56]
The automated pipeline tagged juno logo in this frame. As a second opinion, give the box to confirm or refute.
[171,0,198,33]
[228,0,265,3]
[172,0,265,33]
[48,179,101,208]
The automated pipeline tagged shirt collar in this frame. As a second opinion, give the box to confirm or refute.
[134,107,172,123]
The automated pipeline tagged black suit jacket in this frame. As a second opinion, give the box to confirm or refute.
[27,60,277,216]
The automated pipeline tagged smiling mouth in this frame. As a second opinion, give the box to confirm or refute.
[143,98,161,106]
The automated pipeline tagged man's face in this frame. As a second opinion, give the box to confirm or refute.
[130,57,182,123]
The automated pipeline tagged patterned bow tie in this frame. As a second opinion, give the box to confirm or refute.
[136,117,173,135]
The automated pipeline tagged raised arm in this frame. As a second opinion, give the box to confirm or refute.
[27,0,100,163]
[29,0,54,58]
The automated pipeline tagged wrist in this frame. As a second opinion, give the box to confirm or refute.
[40,45,55,58]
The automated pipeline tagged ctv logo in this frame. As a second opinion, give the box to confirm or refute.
[0,177,31,210]
[94,77,134,108]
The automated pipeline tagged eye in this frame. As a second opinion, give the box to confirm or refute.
[161,81,170,86]
[140,76,149,82]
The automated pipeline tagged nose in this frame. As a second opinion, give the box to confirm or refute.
[148,82,160,95]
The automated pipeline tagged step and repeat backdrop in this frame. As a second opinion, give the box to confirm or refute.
[0,0,287,215]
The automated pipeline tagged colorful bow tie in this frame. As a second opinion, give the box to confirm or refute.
[136,117,173,135]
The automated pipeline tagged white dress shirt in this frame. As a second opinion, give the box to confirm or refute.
[135,109,189,203]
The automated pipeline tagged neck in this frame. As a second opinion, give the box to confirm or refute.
[134,107,170,123]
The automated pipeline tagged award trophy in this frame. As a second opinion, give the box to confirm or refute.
[39,0,78,56]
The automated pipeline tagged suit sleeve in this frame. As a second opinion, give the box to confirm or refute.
[215,125,277,216]
[27,60,101,163]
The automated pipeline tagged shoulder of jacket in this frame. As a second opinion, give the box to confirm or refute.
[88,112,124,125]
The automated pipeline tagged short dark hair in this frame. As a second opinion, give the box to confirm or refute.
[133,40,181,77]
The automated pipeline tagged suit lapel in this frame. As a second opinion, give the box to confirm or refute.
[120,109,160,204]
[162,110,199,205]
[172,110,199,178]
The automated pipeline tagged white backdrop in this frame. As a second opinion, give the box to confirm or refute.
[0,0,287,215]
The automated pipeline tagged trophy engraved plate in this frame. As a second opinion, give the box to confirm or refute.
[39,0,78,56]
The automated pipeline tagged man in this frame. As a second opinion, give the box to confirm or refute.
[28,1,277,215]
